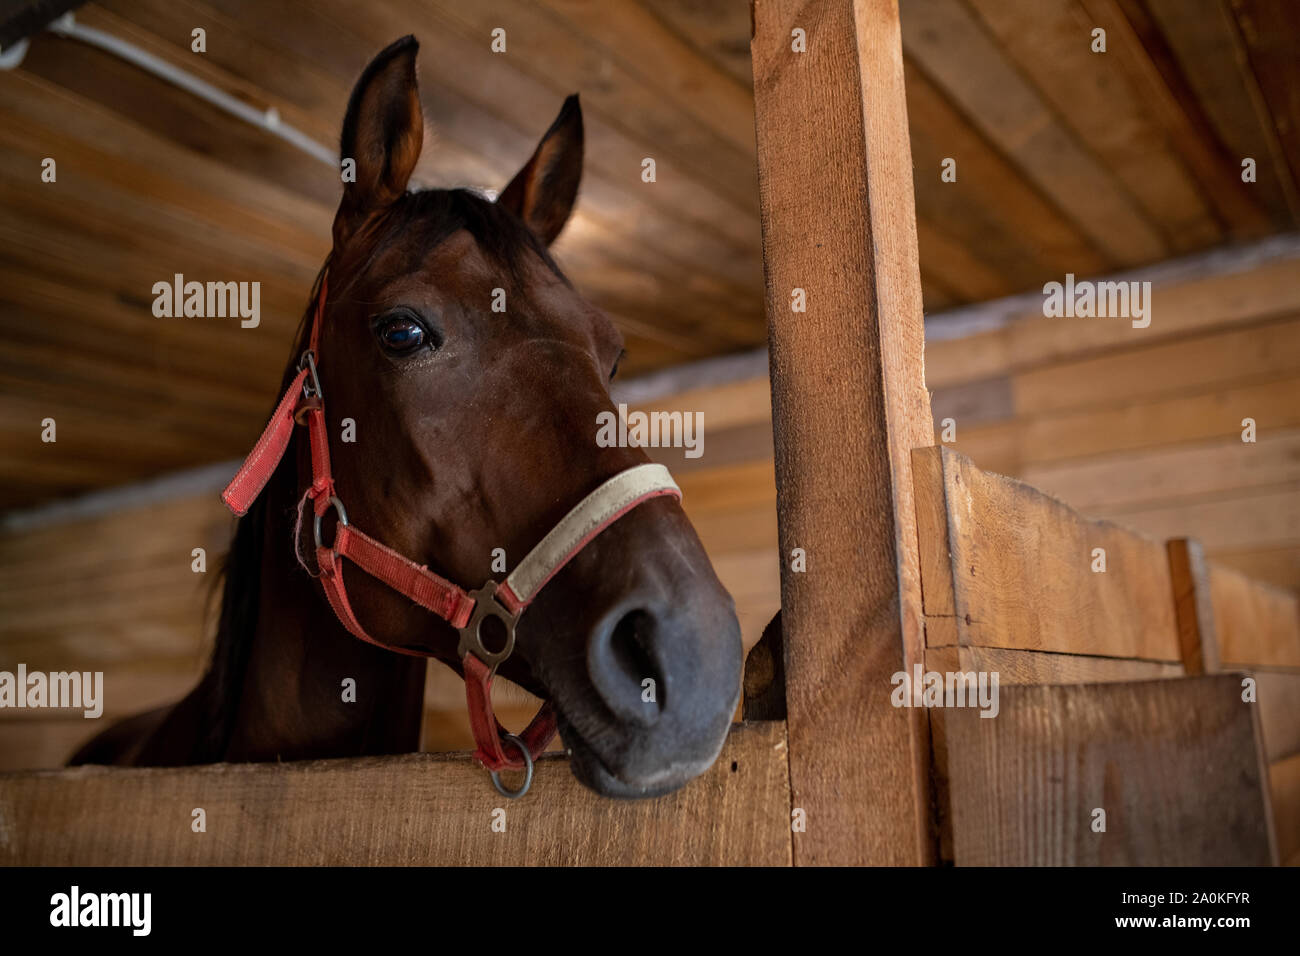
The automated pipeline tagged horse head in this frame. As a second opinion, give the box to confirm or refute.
[306,36,743,797]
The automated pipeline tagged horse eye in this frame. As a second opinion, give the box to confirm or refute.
[376,314,427,355]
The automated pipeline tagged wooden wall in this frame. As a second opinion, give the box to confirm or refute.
[935,253,1300,593]
[650,250,1300,595]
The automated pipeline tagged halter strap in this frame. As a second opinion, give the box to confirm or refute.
[221,271,681,792]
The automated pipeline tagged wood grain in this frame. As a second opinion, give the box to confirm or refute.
[967,0,1221,252]
[1255,671,1300,762]
[1080,0,1273,238]
[0,721,791,865]
[1269,752,1300,865]
[1024,430,1300,513]
[751,0,934,865]
[945,676,1277,865]
[913,446,1182,660]
[928,645,1184,686]
[1167,538,1221,675]
[1209,562,1300,668]
[925,255,1300,390]
[1013,314,1300,416]
[902,0,1166,265]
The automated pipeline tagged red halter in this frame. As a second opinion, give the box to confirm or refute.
[221,272,681,795]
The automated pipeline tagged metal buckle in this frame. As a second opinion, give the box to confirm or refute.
[299,350,322,399]
[312,495,348,552]
[458,581,519,669]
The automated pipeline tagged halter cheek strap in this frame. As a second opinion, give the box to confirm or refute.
[221,272,682,795]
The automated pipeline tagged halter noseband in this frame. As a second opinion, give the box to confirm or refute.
[221,272,682,796]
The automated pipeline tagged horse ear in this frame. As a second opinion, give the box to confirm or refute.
[497,94,583,245]
[334,36,423,250]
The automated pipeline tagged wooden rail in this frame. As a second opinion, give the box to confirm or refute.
[0,721,789,865]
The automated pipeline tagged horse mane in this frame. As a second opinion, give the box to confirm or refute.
[192,186,563,760]
[193,265,326,762]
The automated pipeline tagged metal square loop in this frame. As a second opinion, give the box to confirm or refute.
[458,582,519,668]
[299,350,322,399]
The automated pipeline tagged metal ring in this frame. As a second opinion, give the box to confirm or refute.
[489,734,534,799]
[312,495,348,551]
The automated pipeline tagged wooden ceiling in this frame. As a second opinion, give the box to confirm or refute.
[1,0,1297,510]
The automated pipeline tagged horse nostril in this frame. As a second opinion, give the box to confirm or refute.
[589,608,664,728]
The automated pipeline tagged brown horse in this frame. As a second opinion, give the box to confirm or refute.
[71,36,743,798]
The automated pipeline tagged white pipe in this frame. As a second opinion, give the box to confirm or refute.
[0,37,30,69]
[46,12,336,167]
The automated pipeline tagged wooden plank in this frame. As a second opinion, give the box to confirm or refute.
[1270,752,1300,865]
[675,460,775,514]
[930,377,1014,430]
[710,549,781,605]
[1016,269,1300,388]
[0,719,99,773]
[924,644,960,862]
[1079,0,1272,238]
[913,446,960,654]
[640,0,754,88]
[417,0,759,213]
[1014,314,1300,416]
[1212,544,1300,592]
[1023,430,1300,513]
[925,255,1300,389]
[967,0,1220,251]
[925,329,1014,392]
[945,676,1277,865]
[926,641,1190,859]
[0,721,791,865]
[752,0,934,865]
[913,216,1011,302]
[935,421,1021,478]
[1167,538,1222,675]
[686,503,778,557]
[900,0,1166,265]
[1255,671,1300,763]
[534,0,756,154]
[1145,0,1300,223]
[1120,485,1300,554]
[1017,376,1300,467]
[932,646,1184,686]
[631,376,771,432]
[912,447,1182,661]
[902,60,1105,291]
[645,420,773,477]
[1209,562,1300,668]
[1233,0,1300,192]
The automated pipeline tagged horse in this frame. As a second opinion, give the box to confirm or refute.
[70,35,743,799]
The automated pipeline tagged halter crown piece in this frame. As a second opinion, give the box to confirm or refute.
[221,271,682,797]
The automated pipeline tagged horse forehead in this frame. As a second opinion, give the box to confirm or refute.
[372,228,492,286]
[365,225,616,346]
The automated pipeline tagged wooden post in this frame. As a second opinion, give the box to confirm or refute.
[1167,537,1222,675]
[751,0,935,864]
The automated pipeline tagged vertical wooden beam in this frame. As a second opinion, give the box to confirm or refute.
[751,0,935,865]
[1167,538,1222,675]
